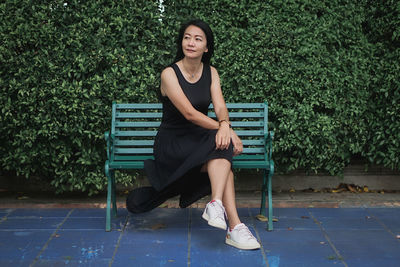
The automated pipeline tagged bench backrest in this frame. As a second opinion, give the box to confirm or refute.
[110,102,269,164]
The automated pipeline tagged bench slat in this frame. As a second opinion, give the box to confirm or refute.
[115,131,157,137]
[233,161,270,169]
[113,139,263,146]
[115,122,161,127]
[235,130,265,136]
[114,155,154,161]
[116,103,163,109]
[208,112,264,118]
[114,140,154,146]
[116,113,163,118]
[115,148,153,154]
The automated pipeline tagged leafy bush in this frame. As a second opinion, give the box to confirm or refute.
[0,0,398,194]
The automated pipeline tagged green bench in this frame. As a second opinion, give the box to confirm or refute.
[104,102,275,231]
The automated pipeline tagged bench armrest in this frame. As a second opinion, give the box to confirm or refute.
[266,131,274,161]
[104,131,114,160]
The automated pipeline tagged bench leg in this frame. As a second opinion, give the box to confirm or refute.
[105,161,115,232]
[267,164,274,231]
[111,171,117,217]
[260,170,267,217]
[259,164,274,231]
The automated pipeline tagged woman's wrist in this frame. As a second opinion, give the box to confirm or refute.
[218,119,231,128]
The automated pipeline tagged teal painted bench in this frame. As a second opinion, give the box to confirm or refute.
[104,102,275,231]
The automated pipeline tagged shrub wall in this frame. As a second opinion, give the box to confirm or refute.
[1,0,399,194]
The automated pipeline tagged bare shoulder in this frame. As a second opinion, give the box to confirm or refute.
[210,65,219,76]
[161,66,175,80]
[210,66,220,83]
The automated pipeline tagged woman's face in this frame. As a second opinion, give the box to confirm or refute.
[182,25,208,60]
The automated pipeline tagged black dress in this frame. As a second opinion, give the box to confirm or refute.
[126,63,233,212]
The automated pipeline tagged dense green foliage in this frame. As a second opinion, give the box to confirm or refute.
[1,0,399,194]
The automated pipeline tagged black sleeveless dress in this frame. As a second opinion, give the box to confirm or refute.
[142,63,233,207]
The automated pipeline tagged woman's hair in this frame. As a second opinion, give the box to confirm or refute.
[174,19,214,64]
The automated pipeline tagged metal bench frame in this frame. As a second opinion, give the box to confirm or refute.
[105,102,274,231]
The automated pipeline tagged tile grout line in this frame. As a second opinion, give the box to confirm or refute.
[248,208,269,267]
[187,208,192,267]
[109,214,129,267]
[30,209,75,267]
[307,210,348,267]
[367,209,400,242]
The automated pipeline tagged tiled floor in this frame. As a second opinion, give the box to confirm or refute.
[1,207,400,266]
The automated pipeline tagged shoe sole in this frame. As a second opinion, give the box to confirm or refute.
[202,212,227,230]
[225,238,261,250]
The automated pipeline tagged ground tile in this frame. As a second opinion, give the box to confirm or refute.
[61,216,126,231]
[259,230,344,267]
[128,208,189,230]
[0,230,53,261]
[190,228,266,267]
[324,229,400,267]
[8,209,72,218]
[309,208,383,230]
[0,218,65,230]
[367,208,400,233]
[113,229,188,266]
[37,230,120,265]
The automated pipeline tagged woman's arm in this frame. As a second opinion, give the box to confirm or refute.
[160,67,219,130]
[210,67,243,154]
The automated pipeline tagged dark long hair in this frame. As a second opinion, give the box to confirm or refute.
[173,19,214,64]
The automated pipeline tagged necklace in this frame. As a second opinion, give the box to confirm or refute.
[182,62,201,79]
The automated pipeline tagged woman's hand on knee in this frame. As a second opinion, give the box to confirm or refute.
[215,123,231,150]
[230,129,243,156]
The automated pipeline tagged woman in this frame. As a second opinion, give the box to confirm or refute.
[127,19,260,250]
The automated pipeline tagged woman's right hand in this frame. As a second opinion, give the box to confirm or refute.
[215,121,231,150]
[230,129,243,156]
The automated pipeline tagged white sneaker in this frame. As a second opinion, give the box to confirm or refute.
[202,199,227,230]
[225,223,261,250]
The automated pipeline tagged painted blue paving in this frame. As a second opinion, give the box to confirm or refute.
[1,207,400,266]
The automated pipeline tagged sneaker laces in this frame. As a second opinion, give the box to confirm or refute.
[209,200,227,220]
[234,224,256,241]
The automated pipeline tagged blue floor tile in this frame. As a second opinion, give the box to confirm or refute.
[37,230,120,266]
[324,229,400,267]
[0,218,65,230]
[367,208,400,232]
[7,209,72,218]
[251,208,319,231]
[113,228,188,266]
[128,208,189,231]
[61,216,126,231]
[190,227,266,267]
[0,230,53,261]
[309,208,383,230]
[258,230,344,267]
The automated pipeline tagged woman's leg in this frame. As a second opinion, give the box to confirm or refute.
[204,159,241,229]
[205,158,231,201]
[222,170,241,229]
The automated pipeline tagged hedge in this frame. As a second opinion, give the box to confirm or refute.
[0,0,399,194]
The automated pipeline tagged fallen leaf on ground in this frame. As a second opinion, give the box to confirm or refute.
[256,214,268,222]
[151,223,166,230]
[255,215,278,222]
[287,227,293,231]
[301,216,310,219]
[289,188,295,193]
